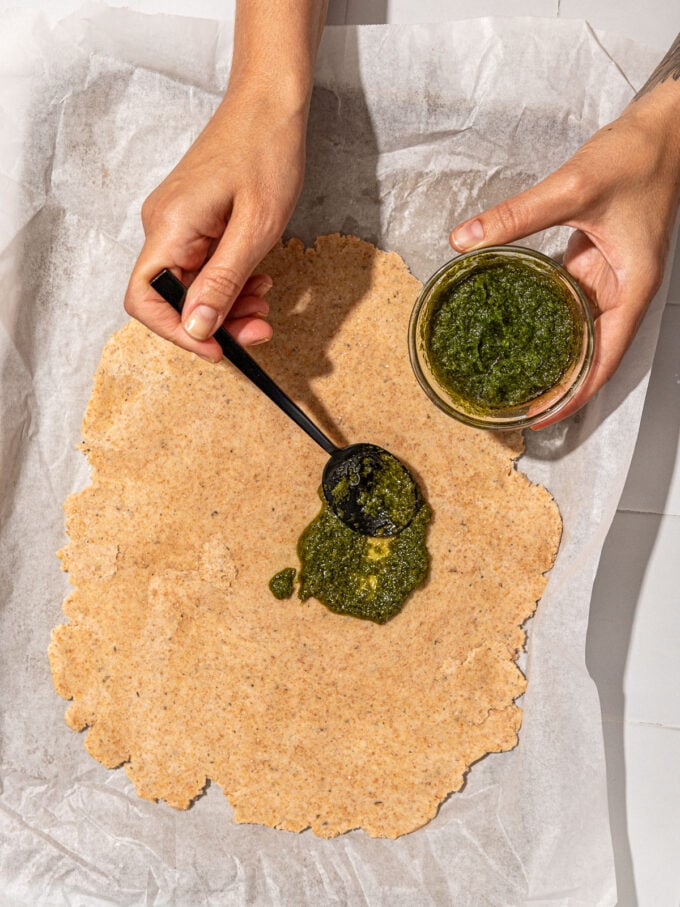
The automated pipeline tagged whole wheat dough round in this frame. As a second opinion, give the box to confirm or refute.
[50,235,561,838]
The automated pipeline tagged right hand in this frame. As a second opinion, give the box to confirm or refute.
[124,85,308,362]
[450,87,680,428]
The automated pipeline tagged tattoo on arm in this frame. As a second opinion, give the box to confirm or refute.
[635,33,680,100]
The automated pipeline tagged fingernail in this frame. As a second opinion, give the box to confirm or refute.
[198,352,222,364]
[248,299,270,317]
[452,219,485,251]
[184,305,220,340]
[250,336,270,346]
[252,278,273,297]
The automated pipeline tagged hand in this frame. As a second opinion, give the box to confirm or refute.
[124,85,308,362]
[450,90,680,429]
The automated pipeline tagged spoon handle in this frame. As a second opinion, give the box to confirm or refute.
[150,269,337,456]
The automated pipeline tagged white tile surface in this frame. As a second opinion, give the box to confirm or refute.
[327,0,349,26]
[588,511,680,728]
[557,0,680,52]
[1,0,237,20]
[598,719,680,906]
[619,303,680,517]
[345,0,558,24]
[2,0,677,49]
[620,723,680,906]
[623,514,680,727]
[589,510,680,904]
[1,0,350,26]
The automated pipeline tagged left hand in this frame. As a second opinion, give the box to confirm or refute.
[449,92,680,429]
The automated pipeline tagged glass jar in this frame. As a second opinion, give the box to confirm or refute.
[408,245,595,430]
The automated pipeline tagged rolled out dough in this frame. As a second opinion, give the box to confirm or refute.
[50,235,561,838]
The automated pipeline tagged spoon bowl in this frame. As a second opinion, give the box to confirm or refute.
[322,443,421,536]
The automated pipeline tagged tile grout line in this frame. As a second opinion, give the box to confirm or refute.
[602,717,680,732]
[615,507,680,519]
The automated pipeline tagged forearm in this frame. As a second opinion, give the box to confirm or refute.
[227,0,328,113]
[127,3,326,355]
[628,34,680,176]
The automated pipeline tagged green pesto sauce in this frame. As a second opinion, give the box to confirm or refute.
[269,567,296,600]
[424,261,581,411]
[355,453,418,528]
[296,495,431,624]
[330,450,419,535]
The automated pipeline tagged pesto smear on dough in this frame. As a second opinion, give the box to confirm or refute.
[269,567,296,600]
[269,482,430,625]
[424,260,581,411]
[297,496,430,624]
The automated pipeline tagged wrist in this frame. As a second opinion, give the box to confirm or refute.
[612,94,680,209]
[227,1,326,121]
[226,65,314,121]
[626,81,680,160]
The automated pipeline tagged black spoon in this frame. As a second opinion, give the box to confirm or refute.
[150,269,421,537]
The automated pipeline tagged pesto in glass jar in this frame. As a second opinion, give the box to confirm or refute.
[424,259,581,411]
[409,246,594,430]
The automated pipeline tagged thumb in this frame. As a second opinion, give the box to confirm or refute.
[449,165,585,252]
[181,213,273,342]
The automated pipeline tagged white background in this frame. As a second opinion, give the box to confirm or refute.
[2,1,679,904]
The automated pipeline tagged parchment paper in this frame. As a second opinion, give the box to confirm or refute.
[0,5,669,904]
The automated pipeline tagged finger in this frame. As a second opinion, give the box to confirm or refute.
[562,231,608,310]
[227,294,270,321]
[124,238,223,362]
[530,302,643,430]
[152,272,273,315]
[222,315,273,347]
[449,165,586,252]
[181,208,279,341]
[125,237,274,360]
[240,273,273,298]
